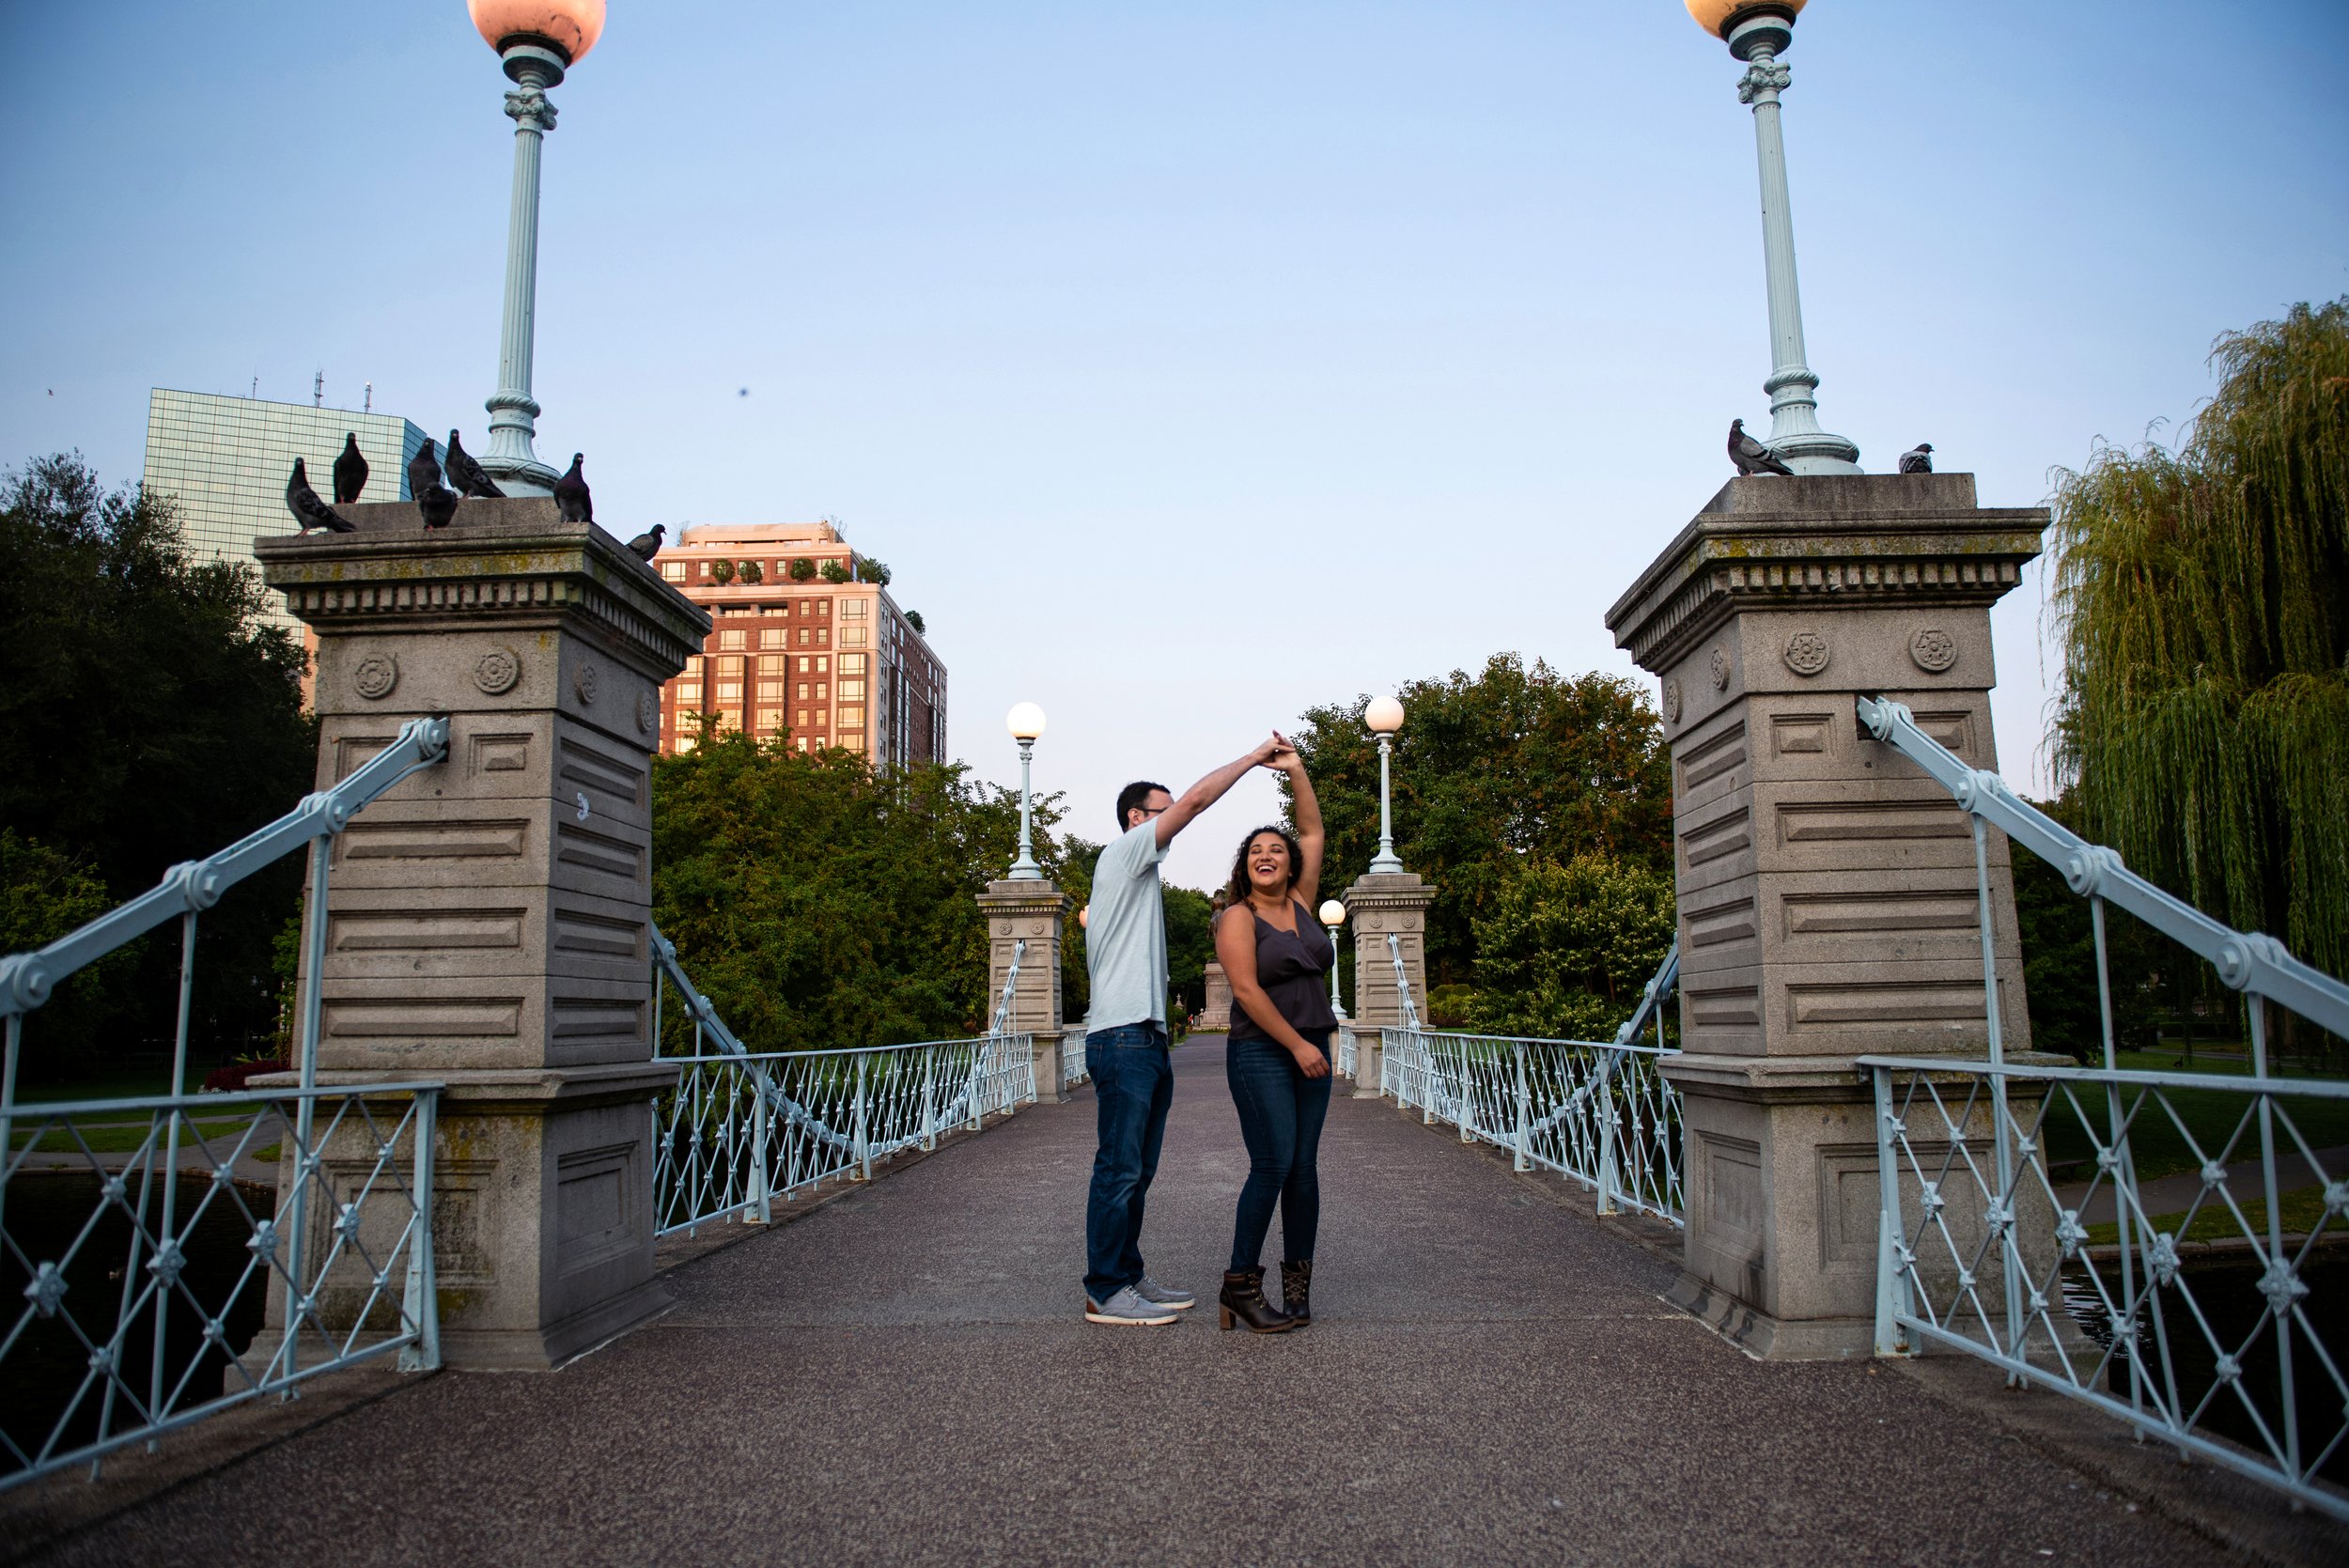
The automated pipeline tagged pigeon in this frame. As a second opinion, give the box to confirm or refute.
[626,523,665,562]
[1898,442,1935,474]
[332,432,368,504]
[553,453,593,523]
[408,439,460,531]
[285,458,354,534]
[443,428,506,499]
[1728,418,1795,477]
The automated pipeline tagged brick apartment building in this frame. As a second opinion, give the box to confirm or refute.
[654,520,946,768]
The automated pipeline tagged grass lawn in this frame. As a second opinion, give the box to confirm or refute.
[8,1115,268,1156]
[2038,1051,2349,1185]
[2085,1183,2336,1248]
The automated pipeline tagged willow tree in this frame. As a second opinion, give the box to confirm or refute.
[2049,300,2349,984]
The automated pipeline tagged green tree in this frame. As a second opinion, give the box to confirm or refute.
[789,557,816,582]
[1164,883,1213,1018]
[0,455,315,1078]
[2048,300,2349,984]
[1464,854,1675,1040]
[0,830,142,1053]
[2009,794,2162,1063]
[650,732,1077,1051]
[820,559,851,584]
[710,558,735,585]
[1287,655,1673,986]
[739,559,764,584]
[858,556,893,587]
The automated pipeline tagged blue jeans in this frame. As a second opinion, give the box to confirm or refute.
[1225,1028,1333,1272]
[1083,1023,1173,1303]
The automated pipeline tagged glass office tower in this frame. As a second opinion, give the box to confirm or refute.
[142,388,428,630]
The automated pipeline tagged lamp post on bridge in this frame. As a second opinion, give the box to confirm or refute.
[1686,0,1859,474]
[467,0,606,496]
[1004,703,1047,879]
[1364,694,1406,875]
[1319,900,1346,1016]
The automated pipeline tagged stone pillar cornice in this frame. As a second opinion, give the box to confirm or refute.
[1605,475,2045,677]
[257,500,710,687]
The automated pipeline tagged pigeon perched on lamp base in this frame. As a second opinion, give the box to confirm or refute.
[1898,442,1935,474]
[407,439,461,532]
[1728,419,1796,477]
[286,458,354,534]
[553,454,593,524]
[443,429,507,499]
[626,523,665,563]
[332,433,368,505]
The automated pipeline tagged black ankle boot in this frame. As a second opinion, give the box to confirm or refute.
[1280,1259,1313,1327]
[1219,1267,1294,1333]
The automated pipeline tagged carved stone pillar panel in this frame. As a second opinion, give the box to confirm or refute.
[257,499,710,1369]
[977,880,1067,1102]
[1606,472,2053,1359]
[1341,871,1431,1095]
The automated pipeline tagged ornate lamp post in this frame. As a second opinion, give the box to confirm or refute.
[467,0,607,496]
[1364,695,1406,874]
[1686,0,1859,474]
[1318,899,1347,1015]
[1004,703,1047,880]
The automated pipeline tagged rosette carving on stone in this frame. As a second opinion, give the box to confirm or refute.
[1782,631,1830,677]
[1910,628,1958,674]
[474,649,521,695]
[353,653,398,700]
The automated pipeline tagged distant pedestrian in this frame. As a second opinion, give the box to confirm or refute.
[1213,737,1334,1334]
[1081,736,1288,1327]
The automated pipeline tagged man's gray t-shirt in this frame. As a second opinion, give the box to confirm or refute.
[1084,822,1168,1031]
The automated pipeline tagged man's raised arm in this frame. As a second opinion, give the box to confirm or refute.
[1156,736,1283,848]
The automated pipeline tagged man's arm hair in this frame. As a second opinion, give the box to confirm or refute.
[1155,737,1279,849]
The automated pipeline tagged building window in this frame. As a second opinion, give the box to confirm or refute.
[817,629,830,648]
[719,629,746,650]
[817,681,829,699]
[675,682,703,703]
[840,654,864,675]
[757,681,784,700]
[841,628,864,647]
[661,562,686,582]
[839,679,863,700]
[815,655,829,674]
[841,599,866,619]
[757,655,785,673]
[715,682,742,701]
[839,706,863,728]
[762,628,790,648]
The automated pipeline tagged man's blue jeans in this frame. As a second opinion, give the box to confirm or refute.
[1083,1023,1173,1303]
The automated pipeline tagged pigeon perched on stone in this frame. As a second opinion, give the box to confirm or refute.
[286,458,354,534]
[332,433,368,504]
[443,429,506,499]
[1898,442,1935,474]
[1728,418,1795,477]
[408,440,460,531]
[626,523,665,562]
[553,453,592,523]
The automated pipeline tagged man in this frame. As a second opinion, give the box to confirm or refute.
[1082,737,1284,1326]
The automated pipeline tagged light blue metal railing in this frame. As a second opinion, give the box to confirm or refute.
[647,931,1038,1235]
[1062,1026,1090,1091]
[1857,693,2349,1521]
[0,718,452,1489]
[1379,941,1685,1224]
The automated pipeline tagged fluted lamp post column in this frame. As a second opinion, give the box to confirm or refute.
[1365,695,1407,874]
[468,0,606,496]
[1005,703,1047,880]
[1687,0,1859,474]
[1319,899,1347,1015]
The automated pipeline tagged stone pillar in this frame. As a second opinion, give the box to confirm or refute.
[976,880,1068,1101]
[1339,872,1431,1097]
[1606,473,2052,1358]
[1198,961,1232,1032]
[257,498,708,1369]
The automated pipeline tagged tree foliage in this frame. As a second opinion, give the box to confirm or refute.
[1286,655,1673,986]
[650,732,1079,1051]
[2049,301,2349,978]
[0,455,315,1077]
[1465,854,1675,1041]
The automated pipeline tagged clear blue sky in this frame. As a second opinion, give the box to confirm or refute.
[6,1,2344,890]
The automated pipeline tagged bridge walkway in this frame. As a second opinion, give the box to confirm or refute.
[34,1038,2246,1564]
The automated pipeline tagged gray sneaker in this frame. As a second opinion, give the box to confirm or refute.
[1133,1273,1195,1311]
[1084,1286,1178,1327]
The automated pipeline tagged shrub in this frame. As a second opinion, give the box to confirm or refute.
[905,610,926,634]
[789,557,817,582]
[820,559,850,583]
[710,558,735,585]
[739,560,764,584]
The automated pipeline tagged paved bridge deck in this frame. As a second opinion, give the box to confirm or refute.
[20,1039,2310,1564]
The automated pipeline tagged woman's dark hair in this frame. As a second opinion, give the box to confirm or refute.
[1225,825,1302,907]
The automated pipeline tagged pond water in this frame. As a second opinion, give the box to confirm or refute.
[1,1172,274,1467]
[2062,1250,2347,1485]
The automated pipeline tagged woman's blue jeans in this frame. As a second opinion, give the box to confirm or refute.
[1225,1027,1332,1272]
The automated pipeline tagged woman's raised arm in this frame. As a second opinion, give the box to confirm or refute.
[1279,734,1325,908]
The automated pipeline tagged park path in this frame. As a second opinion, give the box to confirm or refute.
[31,1038,2239,1565]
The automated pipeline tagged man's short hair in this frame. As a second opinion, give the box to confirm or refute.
[1115,780,1170,831]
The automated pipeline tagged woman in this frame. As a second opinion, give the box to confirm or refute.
[1214,737,1336,1334]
